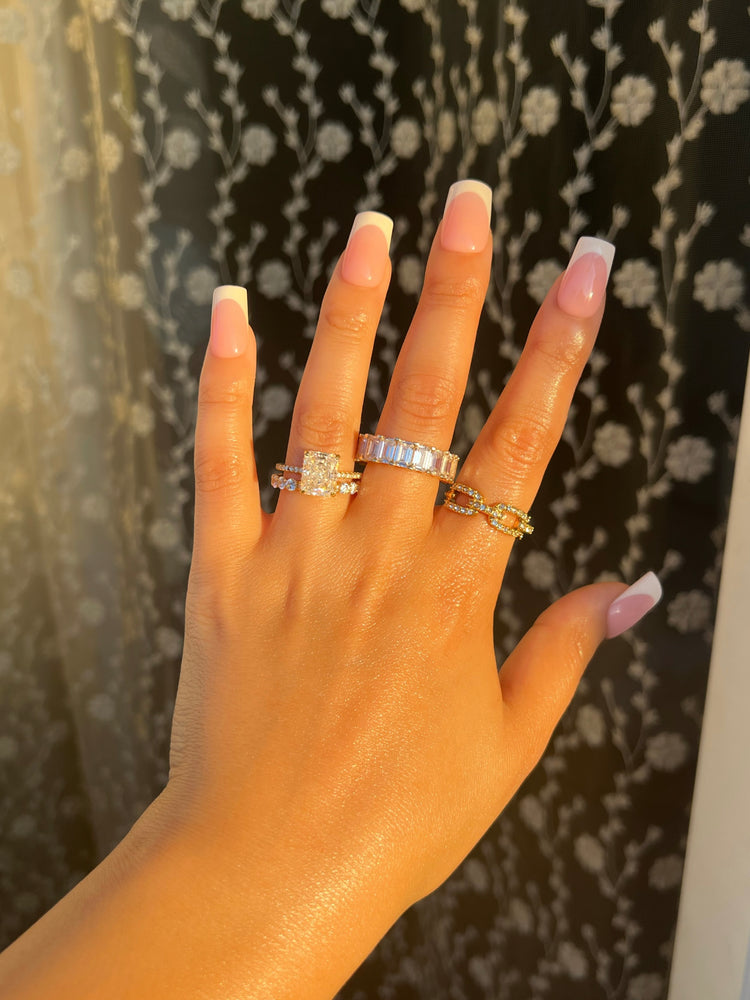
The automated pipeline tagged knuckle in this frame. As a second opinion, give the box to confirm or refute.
[293,403,349,451]
[488,409,551,478]
[198,375,251,410]
[392,369,458,424]
[528,324,588,374]
[318,303,372,345]
[420,273,485,314]
[194,450,248,496]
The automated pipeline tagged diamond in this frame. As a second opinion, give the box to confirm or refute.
[300,451,340,496]
[372,438,386,460]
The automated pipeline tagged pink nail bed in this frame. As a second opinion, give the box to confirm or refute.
[341,211,393,287]
[440,180,492,253]
[210,286,250,358]
[556,236,615,318]
[606,571,663,639]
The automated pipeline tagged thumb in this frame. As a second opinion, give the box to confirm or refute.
[498,572,662,773]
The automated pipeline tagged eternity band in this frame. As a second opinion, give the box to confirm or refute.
[355,433,458,483]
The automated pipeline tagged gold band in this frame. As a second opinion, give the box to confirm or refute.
[443,483,533,540]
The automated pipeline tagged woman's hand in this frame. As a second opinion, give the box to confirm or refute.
[160,183,659,991]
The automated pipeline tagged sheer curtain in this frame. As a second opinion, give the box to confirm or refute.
[1,1,748,996]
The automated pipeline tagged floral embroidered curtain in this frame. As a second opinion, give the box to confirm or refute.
[0,0,748,996]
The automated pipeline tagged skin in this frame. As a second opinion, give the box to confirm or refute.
[0,212,625,999]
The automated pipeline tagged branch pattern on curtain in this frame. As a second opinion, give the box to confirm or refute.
[0,0,748,996]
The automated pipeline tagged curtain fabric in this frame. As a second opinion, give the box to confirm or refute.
[0,0,748,996]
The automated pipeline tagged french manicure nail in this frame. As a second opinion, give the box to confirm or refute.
[440,179,492,253]
[606,571,663,638]
[210,285,250,358]
[341,211,393,287]
[557,236,616,318]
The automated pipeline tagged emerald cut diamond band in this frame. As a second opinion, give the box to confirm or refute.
[355,433,459,483]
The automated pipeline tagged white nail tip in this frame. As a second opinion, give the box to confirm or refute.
[212,285,249,323]
[350,211,394,249]
[569,236,616,279]
[444,179,493,217]
[615,570,663,606]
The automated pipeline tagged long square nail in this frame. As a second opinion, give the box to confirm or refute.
[440,180,492,253]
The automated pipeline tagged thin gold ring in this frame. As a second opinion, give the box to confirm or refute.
[443,483,533,540]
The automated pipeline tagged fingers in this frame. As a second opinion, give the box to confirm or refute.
[275,213,393,522]
[357,181,493,517]
[192,286,261,575]
[436,237,615,561]
[497,572,662,782]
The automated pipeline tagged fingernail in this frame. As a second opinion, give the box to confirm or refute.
[440,179,492,253]
[341,212,393,287]
[606,571,663,638]
[557,237,615,318]
[210,286,250,358]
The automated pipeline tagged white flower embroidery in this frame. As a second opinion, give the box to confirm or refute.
[463,857,490,892]
[65,15,85,51]
[87,0,117,22]
[520,87,560,135]
[471,98,499,144]
[257,259,292,299]
[315,122,352,162]
[5,263,33,298]
[610,75,656,126]
[508,897,534,933]
[161,0,198,18]
[558,941,588,979]
[101,132,123,173]
[164,128,201,169]
[574,833,606,873]
[70,385,101,416]
[593,421,632,467]
[400,0,426,10]
[242,0,278,17]
[626,974,664,1000]
[61,147,92,181]
[185,266,217,305]
[648,855,683,890]
[700,59,750,114]
[0,141,21,174]
[613,258,659,307]
[260,384,293,419]
[665,435,714,482]
[667,589,712,633]
[241,124,277,165]
[80,598,106,626]
[0,9,26,43]
[148,517,182,551]
[575,704,606,746]
[87,692,116,720]
[391,117,421,158]
[156,626,183,658]
[462,403,485,441]
[130,401,155,436]
[437,109,456,152]
[519,795,545,833]
[526,259,564,303]
[116,272,146,310]
[397,255,423,294]
[81,494,108,521]
[468,956,494,991]
[693,259,744,310]
[522,550,556,590]
[322,0,357,17]
[645,732,689,772]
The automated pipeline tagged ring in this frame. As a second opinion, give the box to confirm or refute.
[443,483,534,540]
[355,433,459,483]
[271,450,361,497]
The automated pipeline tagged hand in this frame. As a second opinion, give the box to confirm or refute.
[153,182,660,991]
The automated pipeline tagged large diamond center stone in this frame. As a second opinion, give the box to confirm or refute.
[300,451,340,496]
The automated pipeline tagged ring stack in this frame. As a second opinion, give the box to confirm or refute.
[355,433,459,483]
[443,483,533,540]
[271,451,361,497]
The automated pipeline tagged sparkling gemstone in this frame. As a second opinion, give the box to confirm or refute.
[385,441,398,462]
[372,438,386,460]
[287,479,296,491]
[411,446,425,468]
[300,451,339,496]
[401,445,414,466]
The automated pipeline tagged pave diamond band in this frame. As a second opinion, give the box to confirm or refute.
[443,482,533,540]
[272,451,361,497]
[355,434,459,483]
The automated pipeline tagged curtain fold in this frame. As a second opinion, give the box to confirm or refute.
[1,1,748,996]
